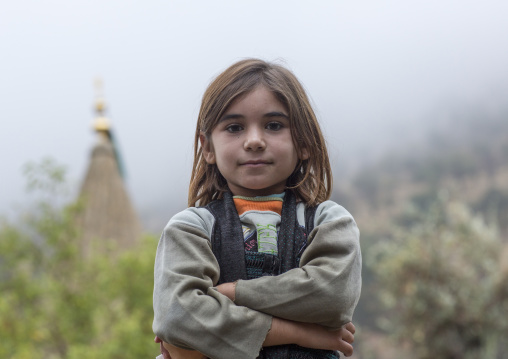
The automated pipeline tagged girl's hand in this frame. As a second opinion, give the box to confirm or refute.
[265,319,356,357]
[297,322,355,357]
[154,336,206,359]
[215,282,236,301]
[154,336,171,359]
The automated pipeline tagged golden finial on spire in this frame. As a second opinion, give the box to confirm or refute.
[93,77,111,132]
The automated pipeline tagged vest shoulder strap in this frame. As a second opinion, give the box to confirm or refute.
[304,204,318,235]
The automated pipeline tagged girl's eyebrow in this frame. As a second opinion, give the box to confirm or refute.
[264,111,289,119]
[219,111,289,123]
[219,113,243,123]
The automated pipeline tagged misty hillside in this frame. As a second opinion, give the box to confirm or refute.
[333,102,508,238]
[334,101,508,340]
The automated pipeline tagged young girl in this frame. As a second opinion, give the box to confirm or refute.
[153,59,362,359]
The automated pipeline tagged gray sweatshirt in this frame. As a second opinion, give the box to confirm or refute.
[153,200,362,359]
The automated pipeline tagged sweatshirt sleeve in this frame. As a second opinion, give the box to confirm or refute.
[152,208,272,359]
[234,201,362,329]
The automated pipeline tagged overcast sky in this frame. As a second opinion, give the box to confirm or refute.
[2,0,508,226]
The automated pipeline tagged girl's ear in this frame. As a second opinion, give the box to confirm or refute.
[300,147,310,160]
[200,133,216,164]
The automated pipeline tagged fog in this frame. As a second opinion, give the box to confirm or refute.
[1,0,508,229]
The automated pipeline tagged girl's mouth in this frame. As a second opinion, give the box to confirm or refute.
[241,160,270,167]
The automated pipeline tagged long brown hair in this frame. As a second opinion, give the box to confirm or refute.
[188,58,332,207]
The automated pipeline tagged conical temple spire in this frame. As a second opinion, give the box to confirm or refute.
[76,79,141,257]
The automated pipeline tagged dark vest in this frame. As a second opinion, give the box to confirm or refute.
[206,191,340,359]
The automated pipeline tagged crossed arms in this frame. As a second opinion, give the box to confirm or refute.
[153,203,362,359]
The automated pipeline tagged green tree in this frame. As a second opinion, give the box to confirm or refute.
[369,195,508,359]
[0,159,159,358]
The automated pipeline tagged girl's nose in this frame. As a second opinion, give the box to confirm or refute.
[244,128,266,151]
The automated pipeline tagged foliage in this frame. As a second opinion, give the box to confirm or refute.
[369,196,508,359]
[0,160,159,359]
[474,188,508,235]
[23,158,69,199]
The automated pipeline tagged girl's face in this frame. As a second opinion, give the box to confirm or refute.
[200,85,307,197]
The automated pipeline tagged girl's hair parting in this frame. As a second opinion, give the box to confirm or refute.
[188,58,332,207]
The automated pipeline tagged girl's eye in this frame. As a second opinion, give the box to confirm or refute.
[266,122,283,131]
[226,124,243,133]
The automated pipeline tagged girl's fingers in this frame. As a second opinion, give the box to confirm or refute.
[160,342,172,359]
[338,341,354,357]
[344,322,356,335]
[341,328,354,344]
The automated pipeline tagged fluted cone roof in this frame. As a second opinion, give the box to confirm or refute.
[77,132,141,256]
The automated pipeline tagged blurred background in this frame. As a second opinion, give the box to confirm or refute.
[1,1,507,358]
